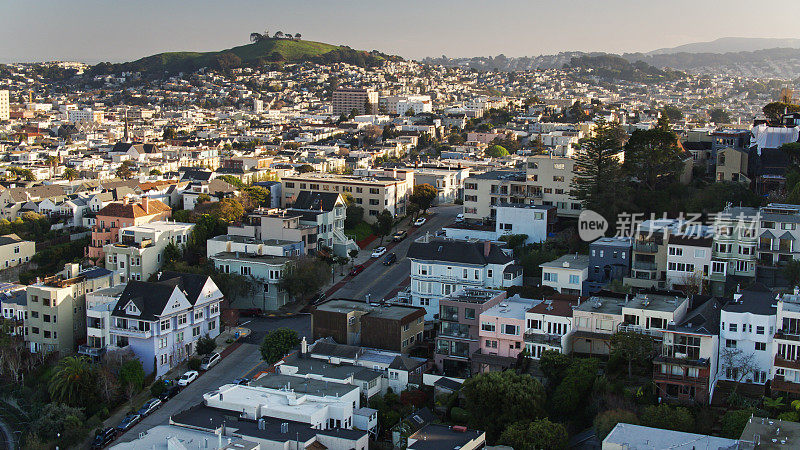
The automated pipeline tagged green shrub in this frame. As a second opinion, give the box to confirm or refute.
[778,411,799,422]
[721,409,754,438]
[450,406,470,424]
[187,357,201,371]
[150,381,166,398]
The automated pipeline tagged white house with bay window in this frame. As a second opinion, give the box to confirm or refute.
[540,254,589,296]
[108,272,223,377]
[717,287,776,386]
[406,238,521,320]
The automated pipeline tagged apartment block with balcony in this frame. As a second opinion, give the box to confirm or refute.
[462,170,530,221]
[712,206,758,281]
[434,288,506,378]
[619,290,690,339]
[79,283,126,358]
[624,219,702,290]
[287,191,358,256]
[412,166,471,205]
[757,203,800,287]
[570,291,626,356]
[717,286,776,388]
[524,298,576,358]
[407,238,521,320]
[25,264,117,354]
[525,154,581,218]
[475,295,539,373]
[332,88,378,116]
[654,297,721,404]
[108,272,223,377]
[103,221,194,283]
[771,290,800,395]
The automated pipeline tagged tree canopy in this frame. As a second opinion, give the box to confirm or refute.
[499,419,569,450]
[485,144,510,158]
[572,119,626,223]
[409,183,438,213]
[623,118,685,193]
[260,328,300,363]
[278,256,331,301]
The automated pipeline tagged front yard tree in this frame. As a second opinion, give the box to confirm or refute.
[610,330,656,378]
[278,256,331,302]
[374,209,394,244]
[409,183,438,213]
[260,328,300,363]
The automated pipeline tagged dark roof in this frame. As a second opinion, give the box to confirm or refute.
[180,169,213,182]
[0,234,24,246]
[291,191,340,212]
[81,266,114,280]
[157,271,210,305]
[311,340,363,359]
[433,377,463,391]
[407,423,483,450]
[389,355,426,371]
[0,289,26,306]
[112,280,178,321]
[681,141,712,151]
[407,239,512,266]
[722,284,777,316]
[670,297,722,335]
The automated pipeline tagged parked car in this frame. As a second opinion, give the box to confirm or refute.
[200,353,221,371]
[233,377,250,386]
[392,230,407,242]
[414,217,427,226]
[116,413,141,432]
[159,385,180,401]
[383,253,397,265]
[310,292,326,305]
[90,427,117,449]
[455,214,464,223]
[371,247,387,258]
[177,370,199,386]
[349,264,365,276]
[137,398,162,417]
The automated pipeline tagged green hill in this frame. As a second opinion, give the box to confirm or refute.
[91,38,399,76]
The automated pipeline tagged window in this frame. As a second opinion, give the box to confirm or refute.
[178,314,187,325]
[464,308,475,320]
[728,323,737,332]
[502,324,519,335]
[755,342,766,351]
[528,319,542,330]
[481,322,495,332]
[485,339,498,348]
[161,319,171,331]
[487,269,493,278]
[192,326,201,337]
[725,339,737,348]
[756,326,764,335]
[569,274,580,284]
[543,272,558,282]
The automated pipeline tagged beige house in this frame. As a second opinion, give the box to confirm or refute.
[570,292,625,356]
[24,263,117,354]
[0,234,35,270]
[103,221,194,283]
[715,147,749,183]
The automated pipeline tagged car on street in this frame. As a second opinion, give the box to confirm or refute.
[233,377,251,385]
[349,264,365,276]
[116,413,141,432]
[200,352,221,370]
[371,247,387,258]
[455,214,464,222]
[392,230,407,242]
[177,370,199,386]
[159,385,180,401]
[90,427,117,449]
[414,217,427,226]
[383,253,397,265]
[137,398,162,417]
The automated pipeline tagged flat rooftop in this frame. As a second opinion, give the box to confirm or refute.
[623,292,687,313]
[316,298,423,320]
[211,251,291,265]
[111,425,258,450]
[739,415,800,449]
[408,423,484,450]
[251,373,359,398]
[210,234,297,247]
[443,288,505,305]
[604,423,738,449]
[591,236,632,248]
[121,220,194,233]
[540,254,590,270]
[483,295,541,319]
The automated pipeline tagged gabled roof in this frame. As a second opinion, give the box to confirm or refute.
[292,191,341,212]
[112,281,179,321]
[722,283,777,316]
[97,199,170,219]
[156,271,211,306]
[671,297,722,335]
[389,355,426,371]
[407,239,512,266]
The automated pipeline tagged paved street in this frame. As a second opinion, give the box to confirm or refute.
[332,204,460,301]
[115,316,310,444]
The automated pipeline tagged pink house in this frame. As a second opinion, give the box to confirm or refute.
[475,295,538,372]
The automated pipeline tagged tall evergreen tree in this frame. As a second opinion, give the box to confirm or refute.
[623,117,685,193]
[571,120,625,222]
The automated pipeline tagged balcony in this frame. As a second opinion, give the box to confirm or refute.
[772,377,800,395]
[775,330,800,342]
[617,323,662,337]
[78,345,105,358]
[109,325,152,339]
[652,371,705,383]
[632,261,657,271]
[524,331,562,347]
[709,271,727,283]
[775,355,800,371]
[634,242,658,253]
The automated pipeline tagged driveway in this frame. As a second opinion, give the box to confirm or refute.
[332,204,460,301]
[114,316,311,444]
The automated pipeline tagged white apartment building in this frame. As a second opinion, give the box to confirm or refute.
[103,221,194,283]
[540,254,590,296]
[397,95,433,115]
[524,299,575,358]
[772,290,800,396]
[718,287,777,385]
[666,236,713,292]
[712,206,758,279]
[406,238,521,320]
[495,204,554,244]
[67,108,104,124]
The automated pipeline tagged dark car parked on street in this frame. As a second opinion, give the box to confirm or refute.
[383,253,397,265]
[90,427,117,449]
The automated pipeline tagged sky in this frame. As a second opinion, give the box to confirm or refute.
[3,0,800,63]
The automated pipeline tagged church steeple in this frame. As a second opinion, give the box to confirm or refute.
[123,108,129,142]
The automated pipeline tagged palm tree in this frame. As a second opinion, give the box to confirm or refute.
[48,356,96,406]
[45,155,59,167]
[62,167,78,181]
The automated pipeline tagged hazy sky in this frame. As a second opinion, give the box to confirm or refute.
[3,0,800,63]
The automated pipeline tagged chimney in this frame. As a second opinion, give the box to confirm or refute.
[484,240,491,257]
[301,336,308,355]
[141,196,150,213]
[122,196,129,205]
